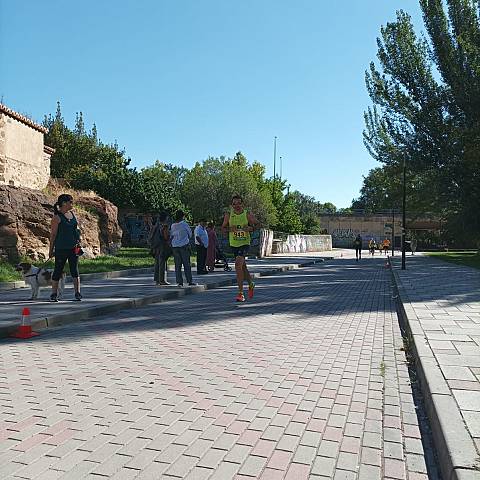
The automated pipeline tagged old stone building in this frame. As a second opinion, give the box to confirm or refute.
[0,103,53,190]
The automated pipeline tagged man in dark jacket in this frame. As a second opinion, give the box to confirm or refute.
[149,212,172,285]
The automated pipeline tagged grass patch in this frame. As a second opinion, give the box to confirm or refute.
[63,247,156,274]
[0,260,21,283]
[0,248,198,282]
[427,250,480,270]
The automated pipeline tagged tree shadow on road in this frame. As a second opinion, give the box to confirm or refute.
[0,258,396,346]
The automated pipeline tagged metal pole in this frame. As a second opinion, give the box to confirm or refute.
[392,208,395,256]
[401,158,406,270]
[273,137,277,181]
[279,156,282,182]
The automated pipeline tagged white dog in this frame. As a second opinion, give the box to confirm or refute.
[15,263,65,300]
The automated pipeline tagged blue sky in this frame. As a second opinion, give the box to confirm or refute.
[1,0,423,207]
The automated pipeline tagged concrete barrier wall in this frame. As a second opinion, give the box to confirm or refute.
[260,232,332,255]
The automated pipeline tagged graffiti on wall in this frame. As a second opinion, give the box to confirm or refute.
[122,214,153,245]
[331,228,390,248]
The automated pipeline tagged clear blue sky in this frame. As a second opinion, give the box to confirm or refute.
[1,0,423,207]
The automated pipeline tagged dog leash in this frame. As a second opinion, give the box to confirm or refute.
[24,257,53,279]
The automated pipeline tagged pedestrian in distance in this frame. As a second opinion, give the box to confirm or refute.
[411,237,417,255]
[222,195,259,302]
[49,194,83,302]
[148,212,172,286]
[369,238,376,256]
[194,219,209,275]
[206,222,218,272]
[382,238,390,255]
[353,234,362,261]
[170,210,196,287]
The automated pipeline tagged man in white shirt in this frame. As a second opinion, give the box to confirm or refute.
[194,219,209,275]
[170,210,196,287]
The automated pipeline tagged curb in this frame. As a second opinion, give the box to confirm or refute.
[0,267,156,292]
[0,264,204,292]
[0,259,324,340]
[388,257,480,480]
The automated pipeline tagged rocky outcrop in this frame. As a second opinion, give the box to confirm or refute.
[0,184,122,262]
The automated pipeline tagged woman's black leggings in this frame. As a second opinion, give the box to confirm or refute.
[52,249,80,281]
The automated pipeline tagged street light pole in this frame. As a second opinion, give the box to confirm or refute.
[279,156,282,182]
[273,136,277,181]
[392,208,395,257]
[401,157,406,270]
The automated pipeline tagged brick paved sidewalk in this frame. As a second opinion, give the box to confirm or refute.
[0,257,438,479]
[391,255,480,480]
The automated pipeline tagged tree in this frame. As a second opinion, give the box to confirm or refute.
[276,195,303,234]
[136,162,187,214]
[363,2,480,246]
[181,152,277,226]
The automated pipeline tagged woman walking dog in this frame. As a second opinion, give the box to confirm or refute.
[49,194,83,302]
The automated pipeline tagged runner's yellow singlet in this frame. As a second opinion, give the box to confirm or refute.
[229,209,251,247]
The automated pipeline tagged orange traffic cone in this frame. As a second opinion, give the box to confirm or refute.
[10,308,39,339]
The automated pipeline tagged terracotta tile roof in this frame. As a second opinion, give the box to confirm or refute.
[44,145,55,155]
[0,103,48,134]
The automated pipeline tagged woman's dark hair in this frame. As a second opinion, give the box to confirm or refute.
[54,194,73,214]
[231,195,243,204]
[158,212,168,222]
[207,222,214,229]
[174,210,185,222]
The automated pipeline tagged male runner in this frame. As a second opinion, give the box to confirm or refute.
[222,195,259,302]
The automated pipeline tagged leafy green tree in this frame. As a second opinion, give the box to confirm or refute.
[363,2,480,245]
[71,147,140,208]
[301,214,323,235]
[276,195,303,234]
[136,162,187,214]
[181,152,277,226]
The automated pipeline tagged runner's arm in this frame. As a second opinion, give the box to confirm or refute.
[221,213,230,234]
[247,212,259,232]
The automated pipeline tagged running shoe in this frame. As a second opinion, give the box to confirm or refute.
[248,282,255,299]
[74,292,82,302]
[49,293,58,302]
[236,292,245,302]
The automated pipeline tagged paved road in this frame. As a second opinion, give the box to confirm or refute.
[0,255,329,332]
[0,256,439,479]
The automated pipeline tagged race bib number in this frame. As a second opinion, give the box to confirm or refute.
[233,226,247,240]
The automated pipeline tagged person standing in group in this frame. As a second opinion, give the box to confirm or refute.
[148,212,172,286]
[353,234,362,261]
[206,222,218,272]
[222,195,259,302]
[170,210,196,287]
[49,194,82,302]
[194,219,209,275]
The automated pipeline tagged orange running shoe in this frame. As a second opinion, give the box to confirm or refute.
[236,292,245,302]
[248,282,255,299]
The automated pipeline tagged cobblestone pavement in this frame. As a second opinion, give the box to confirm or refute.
[0,257,439,479]
[0,255,330,332]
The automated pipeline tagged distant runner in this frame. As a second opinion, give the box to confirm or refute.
[382,238,390,255]
[222,195,259,302]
